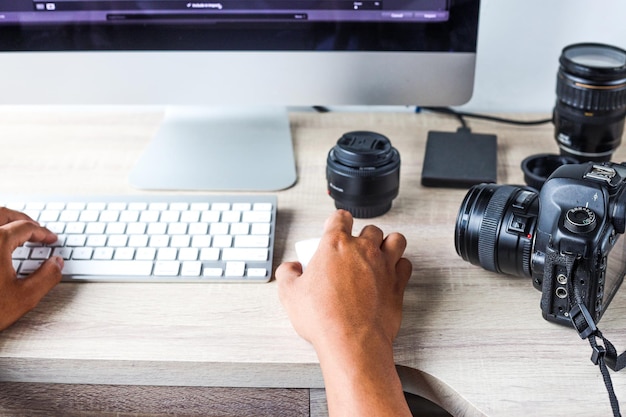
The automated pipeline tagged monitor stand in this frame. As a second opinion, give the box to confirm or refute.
[129,106,297,191]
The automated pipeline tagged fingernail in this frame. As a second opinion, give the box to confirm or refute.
[52,256,64,270]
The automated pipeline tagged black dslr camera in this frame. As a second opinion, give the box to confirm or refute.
[455,162,626,328]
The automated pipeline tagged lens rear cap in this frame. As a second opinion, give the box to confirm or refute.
[521,153,578,191]
[333,131,394,167]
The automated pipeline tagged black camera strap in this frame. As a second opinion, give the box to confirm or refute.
[570,303,623,417]
[563,253,626,417]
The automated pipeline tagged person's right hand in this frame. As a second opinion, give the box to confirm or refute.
[276,210,412,417]
[276,209,412,350]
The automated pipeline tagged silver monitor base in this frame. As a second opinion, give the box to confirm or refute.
[129,106,297,191]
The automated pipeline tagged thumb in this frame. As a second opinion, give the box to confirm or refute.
[275,261,303,302]
[18,256,64,308]
[275,261,303,284]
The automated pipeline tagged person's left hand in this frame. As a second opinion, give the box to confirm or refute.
[0,207,64,331]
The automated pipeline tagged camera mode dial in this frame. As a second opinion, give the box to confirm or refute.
[564,206,597,233]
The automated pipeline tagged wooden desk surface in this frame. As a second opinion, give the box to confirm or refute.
[1,107,625,417]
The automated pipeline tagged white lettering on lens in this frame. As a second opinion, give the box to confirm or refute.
[329,182,344,192]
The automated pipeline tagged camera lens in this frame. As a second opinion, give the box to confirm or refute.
[553,43,626,162]
[455,183,538,277]
[326,131,400,218]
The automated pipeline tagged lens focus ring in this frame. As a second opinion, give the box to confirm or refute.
[455,183,538,278]
[478,185,517,272]
[557,75,626,112]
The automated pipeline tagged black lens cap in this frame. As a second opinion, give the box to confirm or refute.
[521,153,579,190]
[332,131,394,167]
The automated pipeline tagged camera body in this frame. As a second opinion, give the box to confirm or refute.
[532,162,626,325]
[455,162,626,327]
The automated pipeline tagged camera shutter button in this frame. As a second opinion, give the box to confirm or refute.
[564,207,597,233]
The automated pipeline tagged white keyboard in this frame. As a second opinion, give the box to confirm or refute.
[6,195,276,283]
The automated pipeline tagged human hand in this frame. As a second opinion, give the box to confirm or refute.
[276,210,412,417]
[0,207,63,331]
[276,209,412,350]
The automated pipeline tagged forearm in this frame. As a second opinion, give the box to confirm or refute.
[315,330,412,417]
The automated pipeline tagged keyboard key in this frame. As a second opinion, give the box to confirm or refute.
[225,261,245,277]
[66,222,86,234]
[157,248,178,261]
[222,248,268,261]
[53,247,73,260]
[243,211,271,223]
[72,247,94,260]
[234,235,269,248]
[31,247,52,260]
[63,260,153,276]
[66,235,87,247]
[114,248,135,260]
[212,235,233,248]
[149,235,170,248]
[20,260,44,274]
[93,247,114,260]
[178,248,199,261]
[181,261,202,276]
[136,247,157,261]
[203,267,223,277]
[251,223,271,235]
[154,261,180,276]
[86,235,107,247]
[248,268,268,277]
[13,247,30,260]
[128,235,149,247]
[200,248,220,261]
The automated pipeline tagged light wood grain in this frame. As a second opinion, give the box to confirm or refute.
[1,107,625,416]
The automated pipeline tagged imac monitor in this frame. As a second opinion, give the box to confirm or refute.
[0,0,481,191]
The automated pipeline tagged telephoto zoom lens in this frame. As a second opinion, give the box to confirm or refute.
[553,42,626,162]
[455,183,539,278]
[326,131,400,218]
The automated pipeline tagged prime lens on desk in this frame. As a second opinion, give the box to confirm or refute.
[326,131,400,218]
[553,42,626,162]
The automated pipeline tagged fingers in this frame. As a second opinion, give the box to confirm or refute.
[381,232,407,259]
[285,210,411,288]
[359,225,384,246]
[0,207,35,225]
[395,257,413,290]
[0,221,57,275]
[381,233,411,291]
[0,220,57,253]
[323,210,354,236]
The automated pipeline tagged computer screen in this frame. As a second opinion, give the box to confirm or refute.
[0,0,480,191]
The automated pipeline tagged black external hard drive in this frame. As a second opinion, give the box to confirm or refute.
[421,129,497,188]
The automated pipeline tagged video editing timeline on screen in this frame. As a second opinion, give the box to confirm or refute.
[17,0,450,23]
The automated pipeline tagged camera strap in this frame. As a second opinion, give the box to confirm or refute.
[563,253,625,417]
[570,303,623,417]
